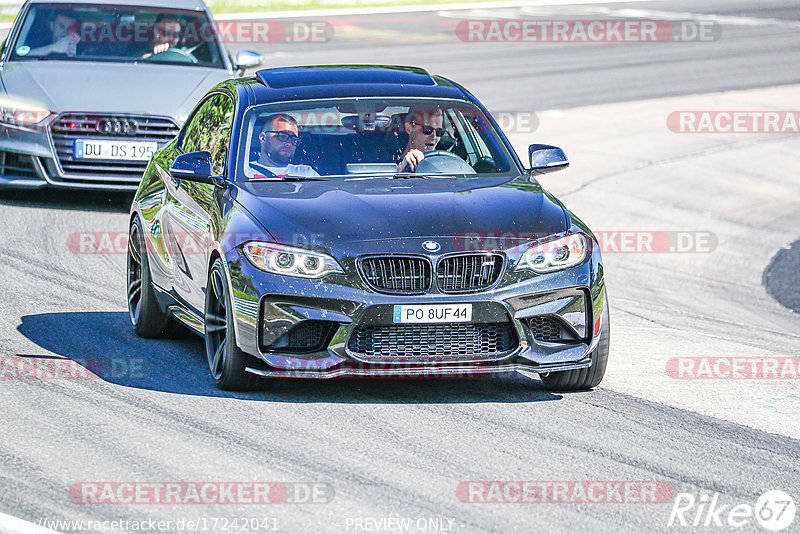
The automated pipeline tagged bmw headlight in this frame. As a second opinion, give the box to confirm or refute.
[516,233,588,273]
[242,242,344,279]
[0,98,51,129]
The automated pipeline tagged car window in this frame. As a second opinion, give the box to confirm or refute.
[237,98,517,179]
[180,98,214,154]
[199,95,235,176]
[179,94,234,175]
[9,3,225,69]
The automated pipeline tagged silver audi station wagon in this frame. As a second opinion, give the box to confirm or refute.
[0,0,262,190]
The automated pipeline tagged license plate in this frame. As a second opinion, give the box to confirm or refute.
[393,304,472,323]
[73,139,157,161]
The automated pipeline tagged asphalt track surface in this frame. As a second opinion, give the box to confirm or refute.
[242,0,800,110]
[1,1,799,533]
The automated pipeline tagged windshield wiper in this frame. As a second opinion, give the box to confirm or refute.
[246,177,324,182]
[392,173,456,179]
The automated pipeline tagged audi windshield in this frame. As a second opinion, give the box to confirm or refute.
[9,3,226,68]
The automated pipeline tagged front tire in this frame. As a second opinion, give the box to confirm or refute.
[205,258,258,391]
[540,297,610,391]
[127,216,171,337]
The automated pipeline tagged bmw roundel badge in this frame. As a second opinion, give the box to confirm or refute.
[422,241,441,252]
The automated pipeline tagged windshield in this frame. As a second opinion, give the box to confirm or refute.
[9,3,225,68]
[238,98,518,180]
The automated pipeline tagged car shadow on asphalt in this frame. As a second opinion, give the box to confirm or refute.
[0,189,132,213]
[17,311,566,404]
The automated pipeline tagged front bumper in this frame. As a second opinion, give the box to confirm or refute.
[0,112,178,191]
[225,245,606,378]
[0,124,53,189]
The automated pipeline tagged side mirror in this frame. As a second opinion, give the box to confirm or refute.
[235,49,263,74]
[528,144,569,174]
[169,151,216,184]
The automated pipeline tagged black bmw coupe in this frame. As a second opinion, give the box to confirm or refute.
[127,65,609,391]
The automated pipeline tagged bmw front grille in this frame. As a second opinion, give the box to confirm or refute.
[358,256,432,294]
[358,253,505,294]
[436,253,504,293]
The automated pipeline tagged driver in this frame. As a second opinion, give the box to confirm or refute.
[141,15,182,58]
[396,106,444,172]
[250,113,319,178]
[29,11,80,57]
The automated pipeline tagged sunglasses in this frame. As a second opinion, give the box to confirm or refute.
[414,124,445,137]
[265,130,301,145]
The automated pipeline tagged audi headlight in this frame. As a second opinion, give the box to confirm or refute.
[516,233,588,273]
[242,242,344,279]
[0,98,51,129]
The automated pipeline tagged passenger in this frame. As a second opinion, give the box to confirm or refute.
[141,16,183,58]
[396,106,444,172]
[251,114,319,178]
[29,11,80,57]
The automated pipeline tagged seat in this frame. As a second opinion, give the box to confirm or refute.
[385,113,408,162]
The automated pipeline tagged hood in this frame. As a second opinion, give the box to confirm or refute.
[232,176,568,255]
[0,61,230,120]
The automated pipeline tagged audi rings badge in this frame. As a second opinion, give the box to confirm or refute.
[97,118,138,136]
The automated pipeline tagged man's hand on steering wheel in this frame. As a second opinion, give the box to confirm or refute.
[397,149,424,172]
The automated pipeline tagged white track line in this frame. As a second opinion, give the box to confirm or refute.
[212,0,651,20]
[586,7,800,28]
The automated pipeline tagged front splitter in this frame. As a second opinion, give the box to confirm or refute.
[244,359,591,379]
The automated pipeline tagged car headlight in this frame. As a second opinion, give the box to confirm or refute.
[242,242,344,279]
[515,233,588,273]
[0,98,51,128]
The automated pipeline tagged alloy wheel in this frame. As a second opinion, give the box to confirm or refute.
[127,224,143,325]
[205,267,228,380]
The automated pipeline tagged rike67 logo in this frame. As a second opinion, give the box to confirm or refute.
[668,490,796,531]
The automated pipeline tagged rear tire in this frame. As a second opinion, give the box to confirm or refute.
[205,258,259,391]
[127,216,171,338]
[540,297,610,391]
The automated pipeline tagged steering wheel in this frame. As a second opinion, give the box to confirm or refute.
[414,151,476,174]
[146,47,198,64]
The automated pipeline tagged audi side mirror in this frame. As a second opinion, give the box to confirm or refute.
[528,144,569,174]
[235,49,263,75]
